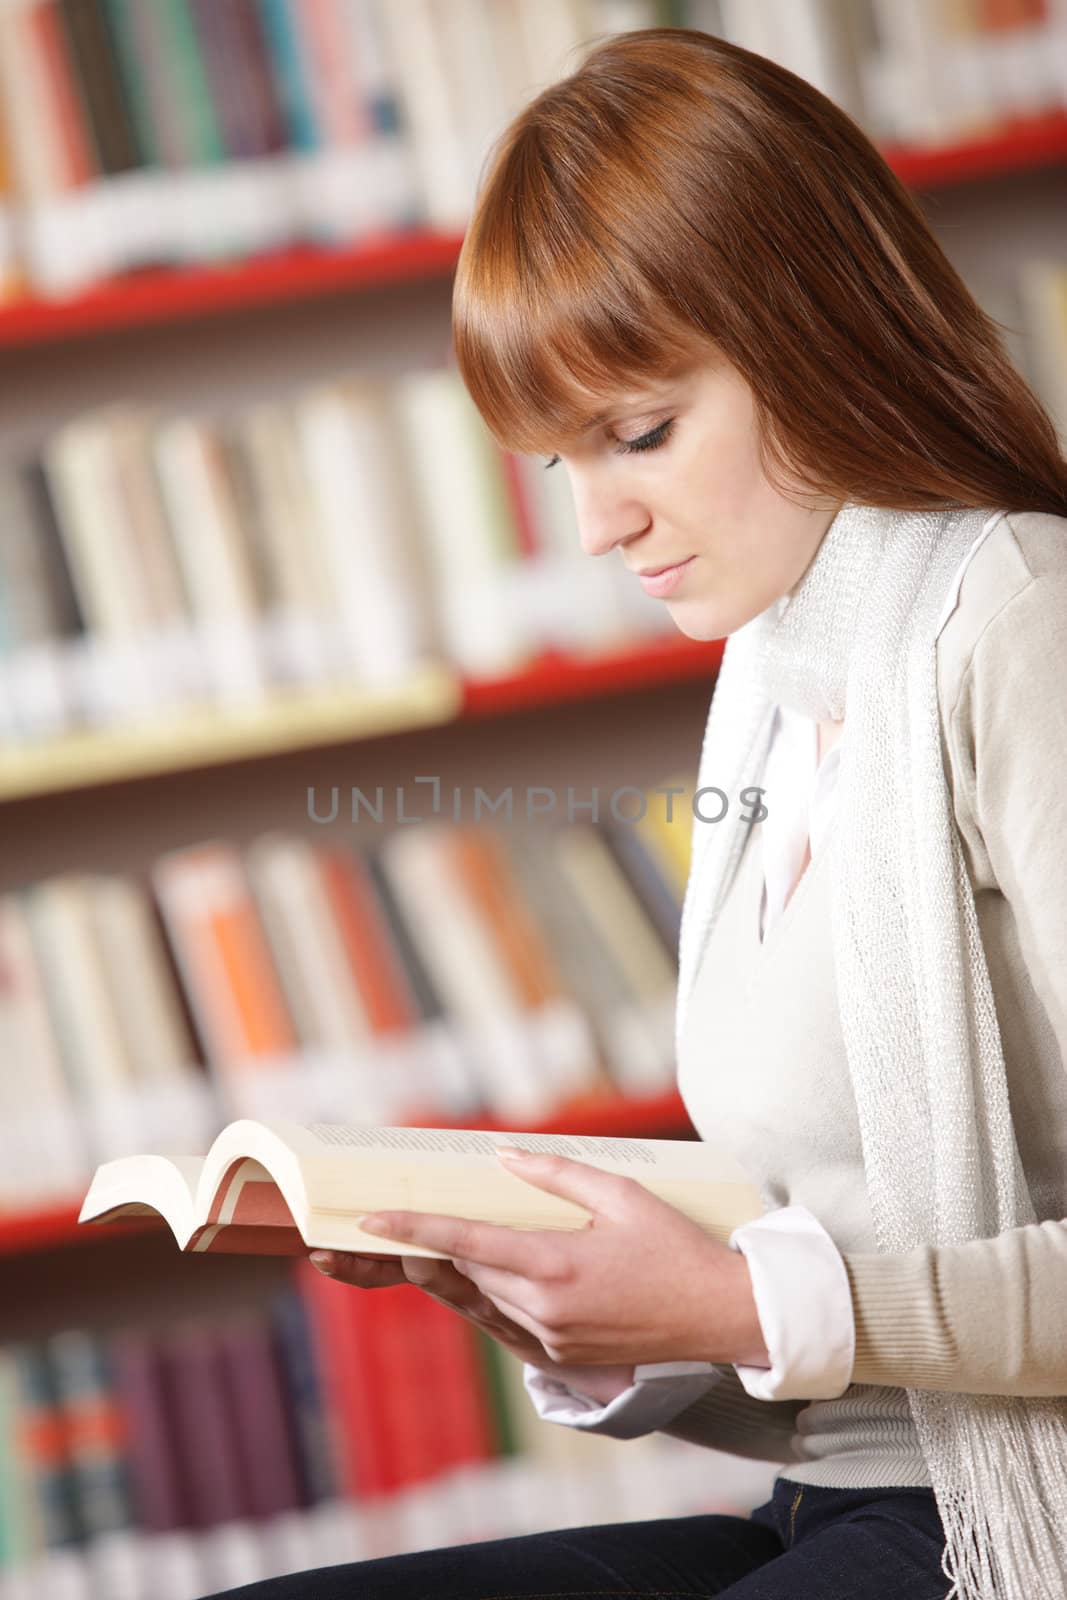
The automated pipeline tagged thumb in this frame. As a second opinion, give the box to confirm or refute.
[495,1147,630,1215]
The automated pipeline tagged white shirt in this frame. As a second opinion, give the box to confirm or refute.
[525,511,1005,1436]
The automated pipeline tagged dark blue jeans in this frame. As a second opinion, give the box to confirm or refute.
[201,1477,951,1598]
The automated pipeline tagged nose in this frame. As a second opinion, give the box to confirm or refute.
[569,471,650,560]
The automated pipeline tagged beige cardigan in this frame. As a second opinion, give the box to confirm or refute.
[666,508,1067,1486]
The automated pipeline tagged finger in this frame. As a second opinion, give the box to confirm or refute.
[453,1258,538,1304]
[359,1210,552,1273]
[472,1284,551,1346]
[308,1250,404,1288]
[495,1148,632,1216]
[400,1255,468,1293]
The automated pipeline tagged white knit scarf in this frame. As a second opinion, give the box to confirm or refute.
[675,500,1067,1600]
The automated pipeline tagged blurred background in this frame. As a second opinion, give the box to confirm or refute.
[0,1,1064,1595]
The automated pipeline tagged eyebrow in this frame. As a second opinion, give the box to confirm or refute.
[577,395,665,433]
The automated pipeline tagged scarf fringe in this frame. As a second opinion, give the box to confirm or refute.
[910,1391,1067,1600]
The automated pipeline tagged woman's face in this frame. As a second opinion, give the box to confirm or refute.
[543,357,840,641]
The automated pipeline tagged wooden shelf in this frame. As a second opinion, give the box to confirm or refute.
[0,1087,693,1257]
[0,664,462,802]
[0,111,1061,352]
[0,635,722,802]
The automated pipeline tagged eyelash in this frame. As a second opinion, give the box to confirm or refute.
[543,418,675,470]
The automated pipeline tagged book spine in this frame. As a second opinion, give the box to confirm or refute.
[268,1287,342,1506]
[56,0,140,174]
[215,1320,304,1520]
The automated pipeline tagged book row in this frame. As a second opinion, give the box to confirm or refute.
[1,799,693,1209]
[0,366,669,747]
[0,1260,771,1598]
[2,0,1065,301]
[0,0,657,297]
[697,0,1067,148]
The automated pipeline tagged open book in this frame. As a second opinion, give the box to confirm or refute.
[78,1119,764,1259]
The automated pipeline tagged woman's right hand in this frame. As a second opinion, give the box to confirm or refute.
[306,1249,636,1403]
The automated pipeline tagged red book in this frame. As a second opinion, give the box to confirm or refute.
[296,1256,393,1499]
[370,1284,446,1491]
[415,1294,496,1477]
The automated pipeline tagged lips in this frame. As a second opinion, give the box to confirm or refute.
[635,559,691,577]
[636,556,696,598]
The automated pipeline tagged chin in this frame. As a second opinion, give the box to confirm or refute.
[666,602,731,643]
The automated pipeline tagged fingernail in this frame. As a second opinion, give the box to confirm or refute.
[309,1251,336,1273]
[495,1145,528,1160]
[361,1216,390,1233]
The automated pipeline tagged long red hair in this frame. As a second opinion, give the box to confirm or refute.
[451,27,1067,517]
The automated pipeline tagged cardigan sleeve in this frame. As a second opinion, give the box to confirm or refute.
[841,569,1067,1396]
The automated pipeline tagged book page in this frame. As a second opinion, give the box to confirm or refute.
[79,1153,204,1243]
[297,1121,749,1183]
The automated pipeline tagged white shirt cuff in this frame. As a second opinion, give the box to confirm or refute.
[522,1360,723,1439]
[727,1202,855,1401]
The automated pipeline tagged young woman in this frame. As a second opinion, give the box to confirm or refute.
[204,28,1067,1600]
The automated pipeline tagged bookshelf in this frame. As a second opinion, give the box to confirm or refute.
[0,230,469,352]
[0,637,723,803]
[0,112,1059,356]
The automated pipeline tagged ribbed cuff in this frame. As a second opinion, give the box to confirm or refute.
[841,1246,956,1390]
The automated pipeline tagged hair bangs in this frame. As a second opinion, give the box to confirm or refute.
[451,133,711,459]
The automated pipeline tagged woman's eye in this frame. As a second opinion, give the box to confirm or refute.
[542,418,675,470]
[615,418,675,456]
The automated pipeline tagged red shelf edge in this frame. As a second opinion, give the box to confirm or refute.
[0,1088,693,1257]
[0,110,1062,350]
[460,635,724,718]
[0,228,467,350]
[885,106,1067,189]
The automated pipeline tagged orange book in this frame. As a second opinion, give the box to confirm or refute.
[152,844,299,1073]
[447,826,561,1009]
[315,845,419,1034]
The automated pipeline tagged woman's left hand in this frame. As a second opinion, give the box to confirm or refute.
[357,1147,769,1369]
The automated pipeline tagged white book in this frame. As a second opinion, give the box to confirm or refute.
[86,874,201,1087]
[42,418,161,724]
[21,876,136,1098]
[151,418,270,709]
[392,367,533,676]
[235,405,340,688]
[591,0,663,35]
[760,0,868,121]
[429,0,521,200]
[374,0,473,227]
[1047,0,1067,102]
[512,0,590,92]
[863,0,960,145]
[243,833,370,1053]
[717,0,779,60]
[377,824,557,1120]
[293,379,434,687]
[0,894,88,1202]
